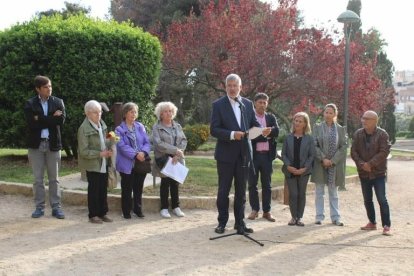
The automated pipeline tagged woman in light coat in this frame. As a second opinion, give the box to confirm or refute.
[281,112,315,226]
[152,101,187,218]
[311,103,347,226]
[77,100,113,224]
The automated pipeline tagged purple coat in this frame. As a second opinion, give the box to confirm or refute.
[115,121,151,174]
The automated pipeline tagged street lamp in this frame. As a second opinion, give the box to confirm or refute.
[337,10,360,191]
[337,10,360,130]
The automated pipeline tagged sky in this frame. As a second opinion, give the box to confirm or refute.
[0,0,412,71]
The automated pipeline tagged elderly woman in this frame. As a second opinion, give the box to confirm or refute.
[115,102,151,219]
[281,112,315,226]
[312,103,347,226]
[152,101,187,218]
[77,100,113,224]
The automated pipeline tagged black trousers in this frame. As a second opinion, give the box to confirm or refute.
[86,171,109,218]
[248,152,273,212]
[160,177,180,210]
[120,172,146,216]
[216,157,247,227]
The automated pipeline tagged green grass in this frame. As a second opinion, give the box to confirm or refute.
[0,148,79,184]
[196,140,216,151]
[390,149,414,158]
[0,148,358,195]
[143,157,358,196]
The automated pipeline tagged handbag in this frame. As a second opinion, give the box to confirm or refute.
[133,157,152,174]
[155,155,169,169]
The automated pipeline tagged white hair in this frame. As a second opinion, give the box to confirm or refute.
[84,100,102,114]
[154,101,178,120]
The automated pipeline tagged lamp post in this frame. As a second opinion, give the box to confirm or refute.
[337,10,360,131]
[337,10,360,191]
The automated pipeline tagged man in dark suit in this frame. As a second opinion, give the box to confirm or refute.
[247,93,279,222]
[210,74,271,234]
[24,75,66,219]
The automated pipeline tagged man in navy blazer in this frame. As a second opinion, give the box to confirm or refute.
[210,74,271,234]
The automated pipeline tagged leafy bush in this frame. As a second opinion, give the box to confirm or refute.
[183,124,210,152]
[0,14,162,157]
[396,131,411,137]
[406,132,414,139]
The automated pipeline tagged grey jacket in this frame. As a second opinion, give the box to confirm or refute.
[281,133,315,178]
[311,122,347,186]
[151,120,187,177]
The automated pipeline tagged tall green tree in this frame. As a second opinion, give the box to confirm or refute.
[346,0,396,142]
[37,1,91,18]
[346,0,362,40]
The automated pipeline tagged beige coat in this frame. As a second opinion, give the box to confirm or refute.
[311,122,347,186]
[151,120,187,177]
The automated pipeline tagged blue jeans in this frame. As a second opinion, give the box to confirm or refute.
[360,176,391,227]
[315,183,340,222]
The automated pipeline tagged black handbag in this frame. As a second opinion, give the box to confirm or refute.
[155,155,169,169]
[133,157,152,174]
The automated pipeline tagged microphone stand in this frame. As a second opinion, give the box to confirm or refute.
[210,98,263,247]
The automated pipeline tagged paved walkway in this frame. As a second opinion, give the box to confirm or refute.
[60,172,159,190]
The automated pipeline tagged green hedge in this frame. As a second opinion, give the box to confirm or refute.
[0,15,162,156]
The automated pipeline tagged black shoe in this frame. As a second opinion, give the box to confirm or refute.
[215,225,225,234]
[134,210,145,218]
[234,223,254,234]
[123,213,131,219]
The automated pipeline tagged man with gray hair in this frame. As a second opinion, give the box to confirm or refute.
[351,110,392,236]
[210,73,271,234]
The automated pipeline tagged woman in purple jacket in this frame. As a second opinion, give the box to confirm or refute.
[115,102,151,219]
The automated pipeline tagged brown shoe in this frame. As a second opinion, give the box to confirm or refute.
[262,212,276,222]
[100,215,113,223]
[89,216,103,224]
[361,222,377,230]
[247,211,259,220]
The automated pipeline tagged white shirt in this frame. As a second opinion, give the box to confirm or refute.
[227,96,242,140]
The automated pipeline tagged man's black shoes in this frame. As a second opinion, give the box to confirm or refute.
[234,224,254,234]
[215,225,225,234]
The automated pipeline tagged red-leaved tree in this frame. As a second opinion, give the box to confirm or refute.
[159,0,381,129]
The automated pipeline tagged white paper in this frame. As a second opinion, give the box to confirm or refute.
[161,157,189,184]
[248,127,263,140]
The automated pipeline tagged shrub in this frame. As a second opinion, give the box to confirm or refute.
[396,131,410,137]
[0,14,162,157]
[183,124,210,152]
[406,132,414,139]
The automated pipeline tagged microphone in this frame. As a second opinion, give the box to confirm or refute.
[234,97,245,109]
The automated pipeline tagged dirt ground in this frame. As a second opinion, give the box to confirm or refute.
[0,160,413,275]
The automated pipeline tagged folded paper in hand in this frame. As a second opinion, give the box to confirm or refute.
[161,157,189,184]
[248,127,263,140]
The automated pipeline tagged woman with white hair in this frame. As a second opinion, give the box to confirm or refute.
[152,101,187,218]
[77,100,113,224]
